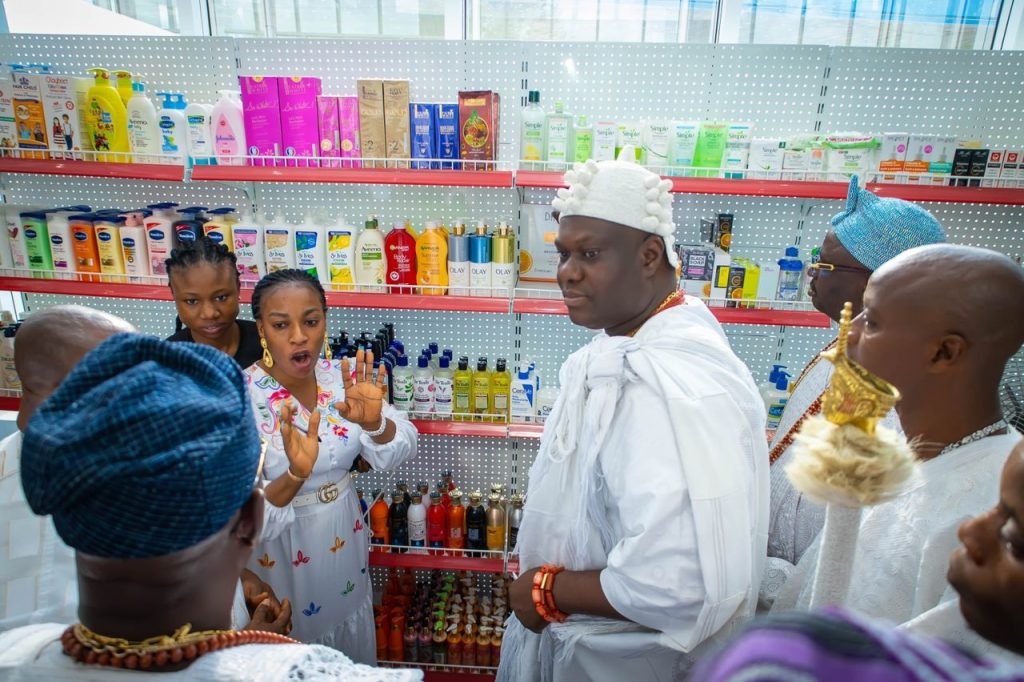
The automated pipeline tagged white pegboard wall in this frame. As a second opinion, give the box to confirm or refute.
[822,47,1024,146]
[706,45,828,135]
[2,175,250,217]
[0,34,237,104]
[253,183,515,231]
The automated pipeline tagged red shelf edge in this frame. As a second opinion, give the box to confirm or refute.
[0,158,184,181]
[191,165,514,188]
[323,291,510,313]
[411,420,508,437]
[0,396,20,411]
[368,551,506,573]
[865,182,1024,205]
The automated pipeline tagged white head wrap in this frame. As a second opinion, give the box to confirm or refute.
[551,145,678,268]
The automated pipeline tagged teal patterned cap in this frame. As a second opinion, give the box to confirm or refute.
[831,176,946,271]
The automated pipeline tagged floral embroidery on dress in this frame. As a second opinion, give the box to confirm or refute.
[302,602,321,616]
[258,553,275,568]
[353,519,364,533]
[329,537,345,553]
[331,424,349,439]
[342,581,355,596]
[292,550,311,566]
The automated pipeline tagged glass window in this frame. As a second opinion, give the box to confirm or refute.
[91,0,180,33]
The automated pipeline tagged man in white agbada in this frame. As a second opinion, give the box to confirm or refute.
[498,148,768,681]
[763,178,945,602]
[774,244,1024,660]
[0,306,288,637]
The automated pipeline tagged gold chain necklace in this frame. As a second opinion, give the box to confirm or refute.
[626,290,685,338]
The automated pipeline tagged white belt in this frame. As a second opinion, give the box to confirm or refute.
[292,473,352,508]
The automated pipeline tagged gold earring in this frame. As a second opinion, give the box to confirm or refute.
[260,336,274,368]
[323,336,333,361]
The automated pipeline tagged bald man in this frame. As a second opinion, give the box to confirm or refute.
[1,306,135,629]
[1,306,292,636]
[774,245,1024,651]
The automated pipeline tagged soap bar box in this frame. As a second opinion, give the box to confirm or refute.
[42,74,84,160]
[458,90,500,171]
[279,76,322,167]
[11,69,49,160]
[0,78,18,158]
[239,76,283,167]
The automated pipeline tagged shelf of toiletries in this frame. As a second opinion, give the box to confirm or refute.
[369,549,507,574]
[0,157,186,182]
[411,420,544,439]
[0,274,831,327]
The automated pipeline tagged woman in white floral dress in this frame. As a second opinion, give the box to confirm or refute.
[243,269,417,662]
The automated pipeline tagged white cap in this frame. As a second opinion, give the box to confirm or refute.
[551,145,678,267]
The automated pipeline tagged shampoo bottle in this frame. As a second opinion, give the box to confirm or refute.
[113,70,134,106]
[126,82,160,164]
[327,216,356,291]
[232,210,266,283]
[203,207,236,251]
[144,202,179,276]
[156,92,188,165]
[490,221,516,296]
[391,355,414,412]
[471,357,491,422]
[489,358,511,424]
[295,212,328,283]
[355,216,386,293]
[211,90,246,166]
[94,214,127,282]
[572,115,594,163]
[413,355,435,419]
[520,90,544,168]
[85,68,130,162]
[264,213,297,272]
[453,356,472,422]
[384,220,417,294]
[468,221,492,297]
[185,101,214,165]
[119,208,151,281]
[46,205,91,279]
[544,101,572,169]
[433,355,454,418]
[415,219,448,296]
[447,222,470,296]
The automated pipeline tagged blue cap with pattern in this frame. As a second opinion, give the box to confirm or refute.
[20,333,260,559]
[831,176,946,271]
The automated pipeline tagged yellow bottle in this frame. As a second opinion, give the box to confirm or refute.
[203,208,236,252]
[489,358,511,424]
[416,220,449,296]
[94,215,127,282]
[471,357,491,423]
[453,356,473,422]
[86,68,130,163]
[114,70,134,106]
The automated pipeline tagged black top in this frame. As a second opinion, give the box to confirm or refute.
[166,319,262,369]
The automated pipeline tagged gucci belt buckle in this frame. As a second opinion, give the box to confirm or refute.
[317,482,340,504]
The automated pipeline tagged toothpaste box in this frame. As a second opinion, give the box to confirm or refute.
[435,102,459,170]
[747,139,786,179]
[11,69,48,160]
[1000,149,1021,188]
[383,80,410,168]
[239,76,283,166]
[0,78,18,158]
[42,74,84,160]
[928,135,957,185]
[316,95,340,168]
[279,76,322,167]
[409,102,436,170]
[968,149,990,187]
[982,149,1006,188]
[357,80,385,168]
[878,132,909,182]
[904,134,937,184]
[338,96,361,169]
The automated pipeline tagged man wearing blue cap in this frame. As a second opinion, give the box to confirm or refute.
[0,334,420,680]
[763,177,946,605]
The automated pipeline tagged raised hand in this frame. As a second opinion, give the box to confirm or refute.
[279,399,321,479]
[334,349,386,429]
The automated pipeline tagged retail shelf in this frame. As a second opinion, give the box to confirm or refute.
[191,165,514,188]
[0,396,19,411]
[0,158,185,182]
[411,420,543,439]
[380,664,496,682]
[0,276,514,313]
[865,182,1024,205]
[515,170,849,199]
[369,549,507,573]
[512,296,832,328]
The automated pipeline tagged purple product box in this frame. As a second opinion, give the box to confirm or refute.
[410,103,436,170]
[278,76,323,168]
[317,96,340,169]
[239,76,283,167]
[436,103,460,170]
[339,96,361,169]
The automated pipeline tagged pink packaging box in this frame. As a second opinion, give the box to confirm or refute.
[279,76,322,168]
[317,95,340,168]
[339,96,362,169]
[238,76,283,167]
